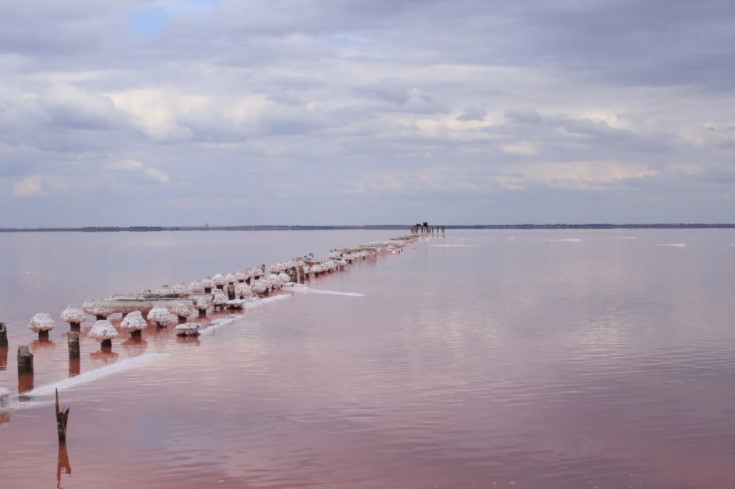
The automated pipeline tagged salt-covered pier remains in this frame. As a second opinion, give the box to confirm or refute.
[78,236,419,318]
[0,234,425,401]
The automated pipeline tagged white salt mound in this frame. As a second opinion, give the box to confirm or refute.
[28,313,55,333]
[89,320,119,342]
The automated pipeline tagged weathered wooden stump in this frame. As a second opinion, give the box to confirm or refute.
[131,329,142,338]
[68,332,80,359]
[0,322,7,348]
[17,345,33,375]
[55,389,70,443]
[101,339,112,348]
[227,284,236,301]
[0,345,7,371]
[69,322,81,332]
[38,329,50,340]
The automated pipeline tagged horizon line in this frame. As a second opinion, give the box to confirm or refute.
[2,223,735,233]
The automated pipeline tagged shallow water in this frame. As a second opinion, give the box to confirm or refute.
[2,229,735,488]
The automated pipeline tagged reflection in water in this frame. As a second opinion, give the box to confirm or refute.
[18,373,34,394]
[68,358,80,377]
[175,336,200,346]
[0,346,7,370]
[0,411,9,426]
[2,231,735,488]
[30,338,56,355]
[89,350,119,364]
[56,443,72,489]
[121,338,148,356]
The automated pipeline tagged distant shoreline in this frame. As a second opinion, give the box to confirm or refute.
[1,224,735,233]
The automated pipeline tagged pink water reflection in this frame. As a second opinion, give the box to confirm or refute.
[2,230,735,488]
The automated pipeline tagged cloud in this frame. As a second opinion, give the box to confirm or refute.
[0,0,734,226]
[456,108,487,122]
[501,143,537,155]
[37,85,122,130]
[111,160,170,183]
[497,161,658,191]
[12,174,44,197]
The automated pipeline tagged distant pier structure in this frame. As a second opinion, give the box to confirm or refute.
[411,222,445,235]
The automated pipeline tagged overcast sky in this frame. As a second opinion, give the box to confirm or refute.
[1,0,733,226]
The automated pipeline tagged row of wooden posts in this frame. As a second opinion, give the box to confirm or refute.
[0,235,425,446]
[1,321,71,443]
[0,323,78,376]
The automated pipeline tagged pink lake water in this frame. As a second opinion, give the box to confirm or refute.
[2,229,735,488]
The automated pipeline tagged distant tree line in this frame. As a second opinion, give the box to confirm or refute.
[1,223,734,233]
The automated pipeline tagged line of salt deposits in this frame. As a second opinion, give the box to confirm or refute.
[0,234,423,406]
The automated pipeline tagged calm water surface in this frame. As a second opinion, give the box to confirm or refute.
[1,229,735,488]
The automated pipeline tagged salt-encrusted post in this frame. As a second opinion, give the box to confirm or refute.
[17,345,33,375]
[68,332,80,359]
[55,389,70,443]
[227,284,236,301]
[60,306,86,332]
[0,322,7,347]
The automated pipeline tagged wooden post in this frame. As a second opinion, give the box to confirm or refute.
[17,345,33,375]
[68,332,80,359]
[0,344,7,371]
[0,322,7,347]
[55,389,70,443]
[227,284,236,301]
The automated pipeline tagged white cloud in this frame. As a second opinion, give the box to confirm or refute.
[497,161,658,190]
[109,89,194,142]
[111,160,170,183]
[12,175,44,197]
[501,143,537,155]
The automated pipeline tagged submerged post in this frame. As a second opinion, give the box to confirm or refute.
[17,345,33,375]
[68,332,80,359]
[55,389,70,443]
[0,322,7,348]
